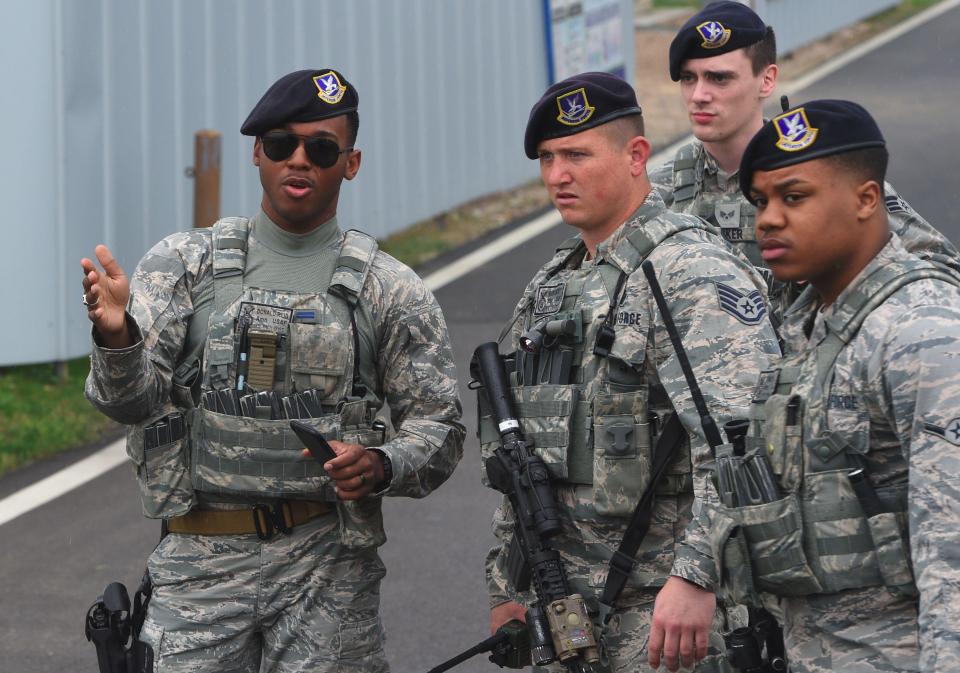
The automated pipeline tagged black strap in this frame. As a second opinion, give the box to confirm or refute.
[598,412,684,620]
[594,270,629,357]
[347,305,367,398]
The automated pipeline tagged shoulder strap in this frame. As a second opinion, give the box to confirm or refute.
[171,220,247,394]
[671,143,701,206]
[815,266,960,389]
[211,217,251,314]
[329,229,378,308]
[329,229,378,397]
[610,212,704,274]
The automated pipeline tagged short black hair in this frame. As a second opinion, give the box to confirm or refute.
[824,146,889,193]
[744,27,777,74]
[345,111,359,146]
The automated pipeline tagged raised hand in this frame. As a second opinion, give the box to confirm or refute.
[80,244,133,348]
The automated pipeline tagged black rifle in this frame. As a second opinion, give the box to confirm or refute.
[85,572,154,673]
[434,342,598,673]
[641,261,787,673]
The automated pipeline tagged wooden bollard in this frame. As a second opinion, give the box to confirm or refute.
[191,130,221,228]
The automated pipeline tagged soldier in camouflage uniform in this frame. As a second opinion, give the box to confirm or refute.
[648,1,960,320]
[481,72,780,673]
[700,99,960,672]
[80,69,464,673]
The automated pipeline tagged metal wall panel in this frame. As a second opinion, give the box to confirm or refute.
[753,0,899,55]
[3,0,633,365]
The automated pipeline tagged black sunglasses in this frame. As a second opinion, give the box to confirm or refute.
[260,132,353,168]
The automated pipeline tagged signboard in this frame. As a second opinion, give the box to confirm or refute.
[544,0,627,83]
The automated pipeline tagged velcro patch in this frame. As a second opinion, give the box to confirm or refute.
[715,282,767,325]
[534,283,564,316]
[237,302,294,334]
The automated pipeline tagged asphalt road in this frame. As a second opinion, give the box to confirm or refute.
[2,7,958,673]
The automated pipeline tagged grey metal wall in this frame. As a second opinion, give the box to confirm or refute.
[4,0,632,366]
[752,0,899,54]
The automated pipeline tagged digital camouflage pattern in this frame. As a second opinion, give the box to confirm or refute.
[702,236,960,672]
[486,192,779,672]
[649,140,960,319]
[86,211,465,672]
[138,515,389,673]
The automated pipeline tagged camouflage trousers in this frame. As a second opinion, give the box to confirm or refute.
[534,588,741,673]
[139,512,389,673]
[779,586,919,672]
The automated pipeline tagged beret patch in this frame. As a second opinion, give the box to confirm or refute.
[556,88,596,126]
[772,108,819,152]
[313,71,347,105]
[696,21,732,49]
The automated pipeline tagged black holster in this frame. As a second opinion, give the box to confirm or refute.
[85,571,155,673]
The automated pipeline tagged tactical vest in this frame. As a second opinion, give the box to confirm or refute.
[130,217,386,548]
[671,143,760,266]
[708,261,959,604]
[479,216,701,518]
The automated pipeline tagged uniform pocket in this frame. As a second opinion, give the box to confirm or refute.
[592,390,650,517]
[129,411,195,519]
[337,616,388,673]
[707,504,760,607]
[288,321,352,402]
[864,510,917,597]
[736,494,823,596]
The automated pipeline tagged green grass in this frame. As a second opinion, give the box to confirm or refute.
[651,0,697,7]
[0,357,121,476]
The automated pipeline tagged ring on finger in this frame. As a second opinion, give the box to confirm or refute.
[82,292,100,307]
[359,473,367,486]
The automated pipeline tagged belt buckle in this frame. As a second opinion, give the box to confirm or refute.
[252,504,274,541]
[271,502,293,535]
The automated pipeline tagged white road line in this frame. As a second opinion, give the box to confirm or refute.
[2,0,956,527]
[0,438,126,527]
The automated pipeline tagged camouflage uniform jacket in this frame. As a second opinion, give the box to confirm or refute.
[85,212,465,531]
[649,140,960,316]
[707,236,960,672]
[486,192,780,608]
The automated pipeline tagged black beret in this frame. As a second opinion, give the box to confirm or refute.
[240,68,358,136]
[739,99,886,200]
[524,72,642,159]
[668,1,767,81]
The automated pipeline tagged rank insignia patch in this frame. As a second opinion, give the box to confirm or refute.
[715,202,741,229]
[313,71,347,104]
[885,194,910,214]
[556,88,595,126]
[697,21,731,49]
[773,107,819,152]
[716,282,767,325]
[923,417,960,446]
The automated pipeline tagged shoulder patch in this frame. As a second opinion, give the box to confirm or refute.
[715,282,767,325]
[923,418,960,446]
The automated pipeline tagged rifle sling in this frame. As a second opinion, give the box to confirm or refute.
[598,412,684,621]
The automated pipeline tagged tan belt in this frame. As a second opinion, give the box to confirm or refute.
[166,501,334,539]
